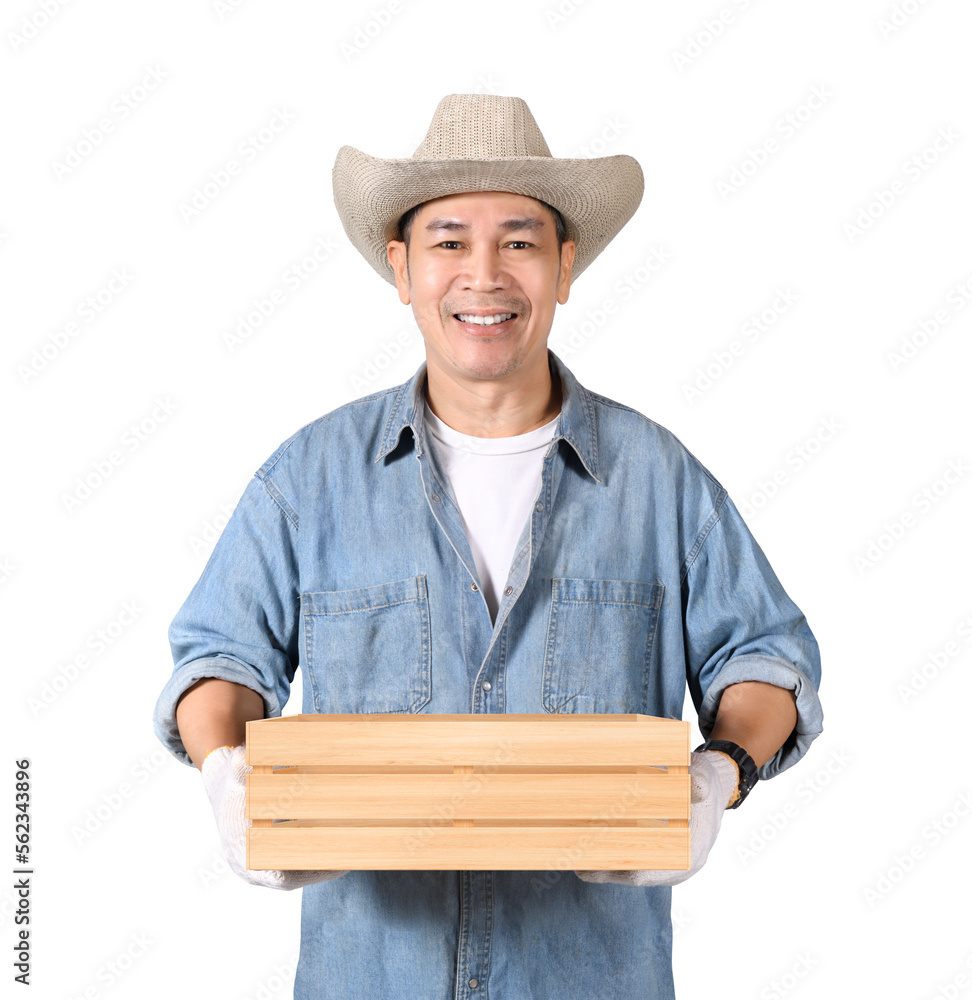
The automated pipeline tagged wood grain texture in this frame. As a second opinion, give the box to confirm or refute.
[248,825,690,871]
[245,713,690,870]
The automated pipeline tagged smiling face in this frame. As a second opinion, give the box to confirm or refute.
[386,191,575,387]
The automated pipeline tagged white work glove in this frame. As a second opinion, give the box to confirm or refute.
[574,749,740,887]
[201,744,348,890]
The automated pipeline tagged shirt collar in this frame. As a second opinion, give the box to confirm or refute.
[373,349,602,484]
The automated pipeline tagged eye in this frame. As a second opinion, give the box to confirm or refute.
[436,240,462,249]
[506,241,533,249]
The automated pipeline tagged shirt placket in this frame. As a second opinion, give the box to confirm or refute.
[416,431,566,1000]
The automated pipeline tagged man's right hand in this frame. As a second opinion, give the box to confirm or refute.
[201,744,349,890]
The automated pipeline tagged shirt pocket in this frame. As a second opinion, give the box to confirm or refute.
[301,575,431,714]
[542,577,664,715]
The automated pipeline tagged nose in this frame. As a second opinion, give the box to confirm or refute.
[458,243,510,291]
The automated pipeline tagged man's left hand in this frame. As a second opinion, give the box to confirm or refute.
[573,749,739,887]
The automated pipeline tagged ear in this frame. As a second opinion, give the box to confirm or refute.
[556,239,576,305]
[387,241,411,305]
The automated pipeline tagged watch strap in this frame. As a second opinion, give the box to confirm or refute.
[694,739,759,808]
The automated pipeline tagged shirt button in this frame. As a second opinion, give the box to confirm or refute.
[470,582,478,592]
[468,979,479,989]
[482,680,491,691]
[535,501,543,512]
[431,493,441,504]
[503,586,513,596]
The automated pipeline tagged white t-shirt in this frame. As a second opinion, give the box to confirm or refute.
[423,400,560,623]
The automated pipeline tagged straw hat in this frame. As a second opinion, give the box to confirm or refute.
[332,93,644,286]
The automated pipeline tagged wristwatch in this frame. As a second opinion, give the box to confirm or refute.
[694,739,759,808]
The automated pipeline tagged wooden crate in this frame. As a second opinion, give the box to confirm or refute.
[245,713,690,871]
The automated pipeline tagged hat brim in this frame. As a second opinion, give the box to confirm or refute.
[332,146,645,285]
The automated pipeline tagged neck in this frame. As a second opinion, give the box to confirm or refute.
[423,352,562,438]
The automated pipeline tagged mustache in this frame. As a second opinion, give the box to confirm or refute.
[443,297,527,315]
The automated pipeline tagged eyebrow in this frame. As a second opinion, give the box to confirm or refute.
[423,216,547,234]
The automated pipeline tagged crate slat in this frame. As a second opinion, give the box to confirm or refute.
[246,713,688,767]
[248,824,690,870]
[247,771,690,821]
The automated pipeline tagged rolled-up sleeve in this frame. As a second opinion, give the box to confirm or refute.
[683,492,823,779]
[153,469,300,766]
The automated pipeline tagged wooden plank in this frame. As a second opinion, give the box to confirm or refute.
[249,766,272,828]
[246,714,689,767]
[285,817,677,828]
[246,772,690,821]
[247,825,690,870]
[259,713,647,724]
[453,765,473,827]
[258,763,675,775]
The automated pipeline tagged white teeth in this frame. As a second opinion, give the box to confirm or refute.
[456,312,514,326]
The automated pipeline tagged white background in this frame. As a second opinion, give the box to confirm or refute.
[3,1,971,997]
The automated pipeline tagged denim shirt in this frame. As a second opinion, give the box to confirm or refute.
[153,349,822,1000]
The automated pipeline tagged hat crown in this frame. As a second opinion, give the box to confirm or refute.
[412,94,552,160]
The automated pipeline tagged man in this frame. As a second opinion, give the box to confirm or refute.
[154,94,822,999]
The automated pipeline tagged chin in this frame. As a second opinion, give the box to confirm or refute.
[453,352,522,381]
